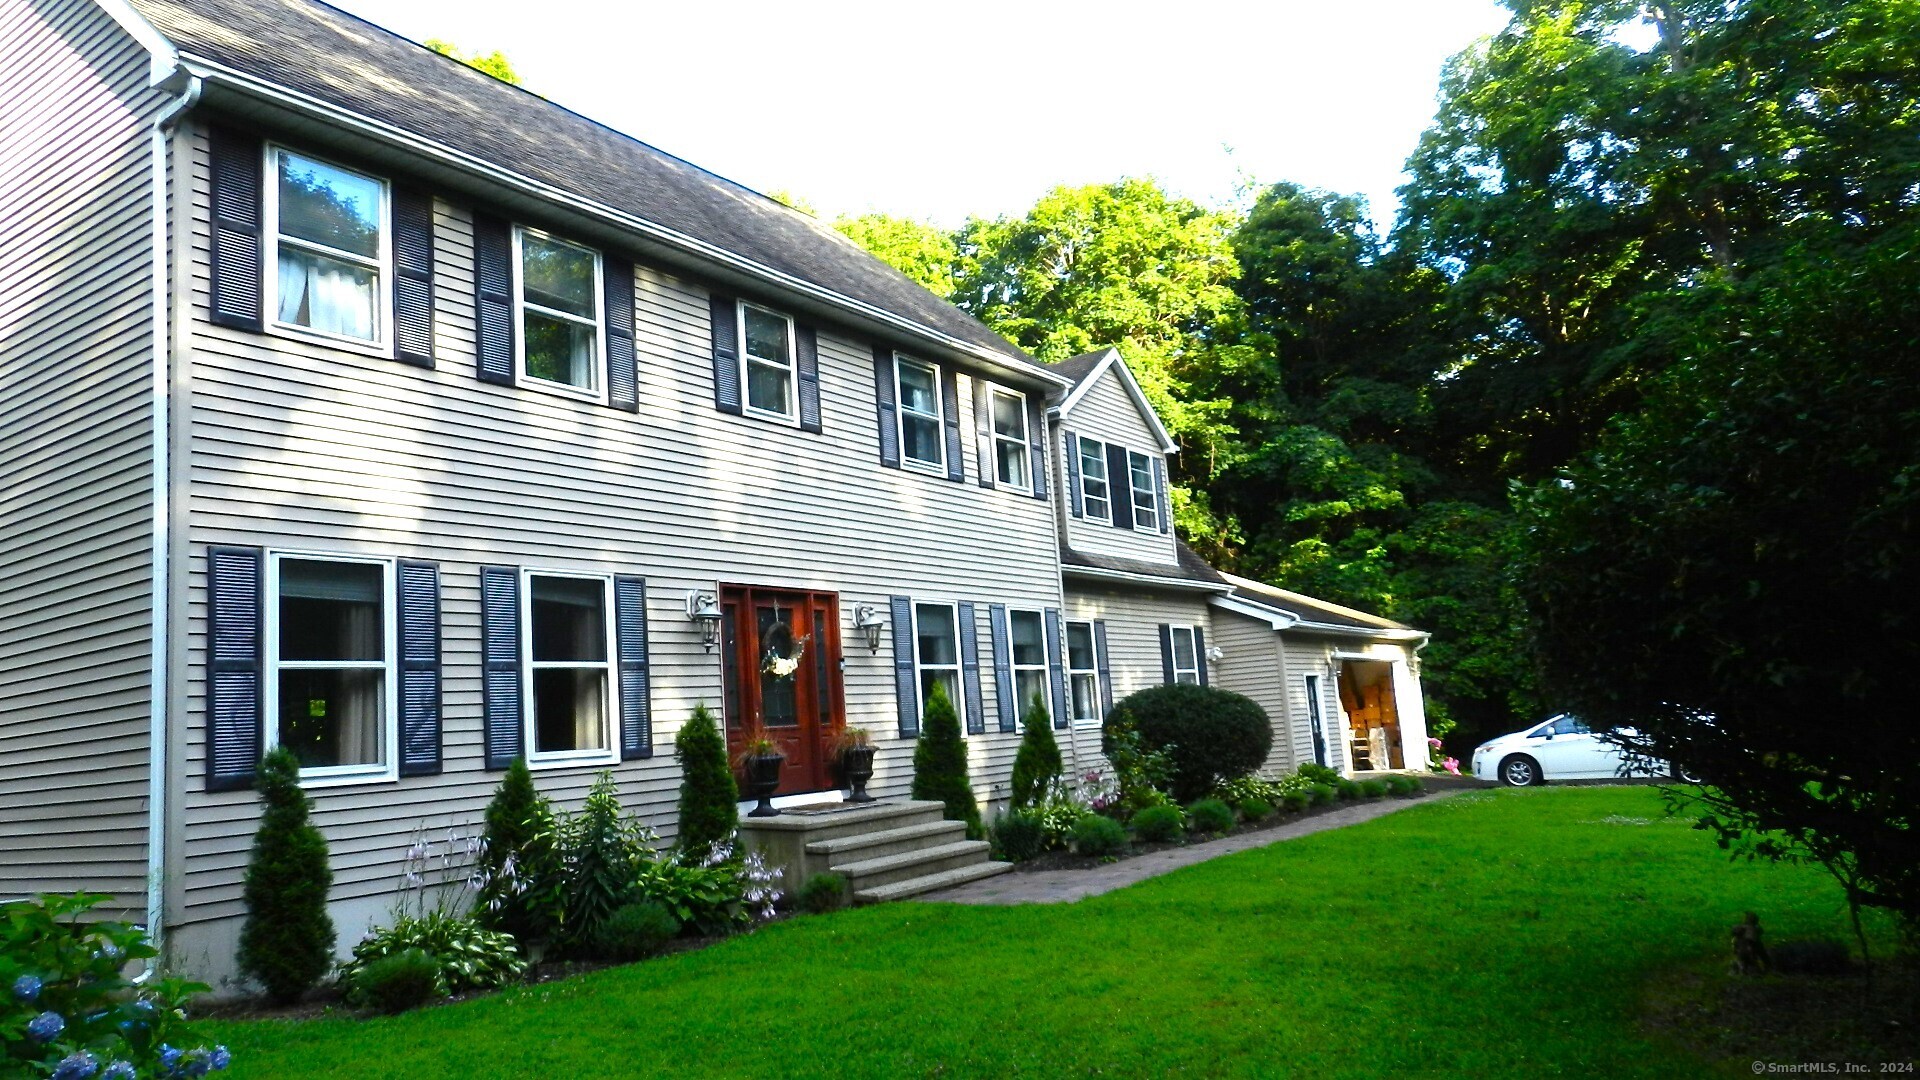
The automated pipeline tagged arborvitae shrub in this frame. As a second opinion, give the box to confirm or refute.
[911,682,981,839]
[1008,694,1063,809]
[988,810,1048,862]
[1105,684,1272,802]
[675,703,738,861]
[475,757,560,944]
[1130,804,1186,843]
[1187,798,1237,834]
[237,747,336,1004]
[1070,813,1129,857]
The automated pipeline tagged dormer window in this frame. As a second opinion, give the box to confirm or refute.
[1078,436,1111,520]
[516,228,604,396]
[268,148,390,346]
[1129,450,1159,530]
[739,302,797,420]
[895,355,945,471]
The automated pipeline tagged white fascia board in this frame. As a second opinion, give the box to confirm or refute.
[1209,593,1301,630]
[1062,564,1233,594]
[175,55,1068,392]
[1056,349,1178,453]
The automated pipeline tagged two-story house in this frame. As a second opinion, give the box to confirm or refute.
[1,0,1431,986]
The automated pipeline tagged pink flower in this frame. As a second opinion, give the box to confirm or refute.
[1443,757,1460,775]
[1428,737,1443,749]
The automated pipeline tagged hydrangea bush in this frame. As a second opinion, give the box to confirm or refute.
[2,893,230,1079]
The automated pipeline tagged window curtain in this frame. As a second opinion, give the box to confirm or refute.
[279,247,375,339]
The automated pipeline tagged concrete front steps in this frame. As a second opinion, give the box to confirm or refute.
[737,798,1010,905]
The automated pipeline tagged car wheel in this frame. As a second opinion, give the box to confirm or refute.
[1673,764,1704,784]
[1499,754,1543,787]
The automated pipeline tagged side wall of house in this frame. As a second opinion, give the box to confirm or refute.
[0,0,165,907]
[1057,370,1176,566]
[1058,582,1213,777]
[1279,633,1346,773]
[1206,609,1295,775]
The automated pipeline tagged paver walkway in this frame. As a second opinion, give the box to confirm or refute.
[921,791,1459,905]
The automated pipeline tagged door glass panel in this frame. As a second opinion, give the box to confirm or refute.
[757,606,799,727]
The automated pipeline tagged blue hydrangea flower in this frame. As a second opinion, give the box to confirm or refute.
[50,1051,99,1080]
[12,973,42,1001]
[183,1049,214,1078]
[209,1046,233,1071]
[157,1045,183,1071]
[102,1063,136,1080]
[93,941,123,962]
[26,1010,65,1043]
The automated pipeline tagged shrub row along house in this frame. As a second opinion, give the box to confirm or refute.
[0,0,1432,984]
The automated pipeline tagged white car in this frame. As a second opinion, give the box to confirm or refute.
[1471,714,1701,787]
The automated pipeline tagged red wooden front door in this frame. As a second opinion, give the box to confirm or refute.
[719,586,844,796]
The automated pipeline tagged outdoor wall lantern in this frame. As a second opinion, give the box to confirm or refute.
[685,590,722,651]
[1206,644,1225,664]
[853,604,886,654]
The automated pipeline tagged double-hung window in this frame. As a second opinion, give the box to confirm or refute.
[267,553,397,784]
[913,601,965,728]
[1129,450,1159,530]
[268,148,390,347]
[516,228,604,395]
[1168,625,1201,685]
[1008,609,1049,726]
[990,387,1029,488]
[524,572,616,764]
[1078,436,1110,520]
[1065,620,1102,725]
[896,355,945,471]
[740,302,797,420]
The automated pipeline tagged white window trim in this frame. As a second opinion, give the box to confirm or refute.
[262,144,394,357]
[1007,607,1050,731]
[737,300,799,424]
[1168,624,1201,685]
[910,599,967,734]
[263,550,400,787]
[1077,434,1111,522]
[987,385,1031,491]
[1063,619,1103,727]
[1128,449,1160,531]
[895,353,947,475]
[512,226,608,404]
[520,569,620,769]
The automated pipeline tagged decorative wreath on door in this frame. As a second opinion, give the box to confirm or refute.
[760,621,811,680]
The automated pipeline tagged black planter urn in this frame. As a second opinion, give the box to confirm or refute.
[841,746,877,803]
[743,752,786,817]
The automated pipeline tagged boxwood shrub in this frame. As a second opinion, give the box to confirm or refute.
[1239,798,1275,822]
[1280,791,1310,813]
[1186,798,1237,834]
[988,810,1048,863]
[1360,779,1389,799]
[1104,684,1272,802]
[1130,804,1186,843]
[1335,779,1363,801]
[1306,783,1337,806]
[1071,813,1129,857]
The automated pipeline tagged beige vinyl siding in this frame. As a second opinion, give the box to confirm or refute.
[1279,633,1346,772]
[1206,609,1296,775]
[1058,584,1213,777]
[0,0,166,907]
[1058,368,1177,566]
[171,121,1061,925]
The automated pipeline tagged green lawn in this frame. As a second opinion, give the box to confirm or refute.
[209,787,1890,1078]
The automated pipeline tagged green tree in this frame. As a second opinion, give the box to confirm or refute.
[1008,695,1063,809]
[910,682,981,839]
[832,212,959,299]
[424,38,522,86]
[674,703,737,861]
[236,748,335,1004]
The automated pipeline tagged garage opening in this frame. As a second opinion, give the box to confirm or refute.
[1337,660,1403,771]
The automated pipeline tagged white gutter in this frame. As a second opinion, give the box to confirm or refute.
[1209,593,1301,630]
[1295,622,1428,642]
[173,54,1069,393]
[1061,563,1234,594]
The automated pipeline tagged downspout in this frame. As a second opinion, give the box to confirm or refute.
[143,70,201,969]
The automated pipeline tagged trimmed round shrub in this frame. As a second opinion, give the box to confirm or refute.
[1386,774,1423,796]
[1240,798,1275,822]
[989,809,1048,862]
[1280,791,1310,813]
[1071,813,1129,857]
[1187,798,1236,834]
[1335,779,1362,801]
[595,901,681,961]
[1104,684,1272,803]
[1360,779,1389,799]
[796,873,848,914]
[351,948,441,1014]
[1131,804,1186,843]
[1307,783,1337,806]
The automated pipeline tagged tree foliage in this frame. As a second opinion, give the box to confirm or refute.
[831,213,959,299]
[423,39,522,86]
[237,748,335,1004]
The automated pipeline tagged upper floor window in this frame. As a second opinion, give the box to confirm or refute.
[990,387,1030,489]
[896,355,945,472]
[267,553,397,785]
[740,302,797,420]
[913,601,966,729]
[516,228,604,395]
[1078,436,1110,521]
[524,571,617,765]
[1065,620,1102,725]
[1168,625,1201,685]
[1129,450,1159,530]
[1009,608,1049,726]
[269,148,389,346]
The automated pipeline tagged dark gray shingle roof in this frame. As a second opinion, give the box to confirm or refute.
[1221,573,1416,632]
[1049,349,1115,388]
[129,0,1048,375]
[1060,540,1228,589]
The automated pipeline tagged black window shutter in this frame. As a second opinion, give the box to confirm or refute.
[958,602,984,736]
[473,213,515,385]
[208,129,263,333]
[873,347,900,468]
[1195,626,1210,686]
[614,575,653,759]
[1108,443,1135,530]
[988,603,1016,732]
[1045,607,1068,731]
[890,595,918,737]
[709,293,742,413]
[972,378,994,489]
[605,257,638,413]
[796,323,823,432]
[396,559,442,777]
[480,565,524,769]
[1027,398,1048,500]
[206,545,263,792]
[1094,619,1114,716]
[940,365,964,482]
[392,188,436,368]
[1153,456,1172,534]
[1159,624,1176,684]
[1064,430,1083,519]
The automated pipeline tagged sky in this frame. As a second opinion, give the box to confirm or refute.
[328,0,1516,231]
